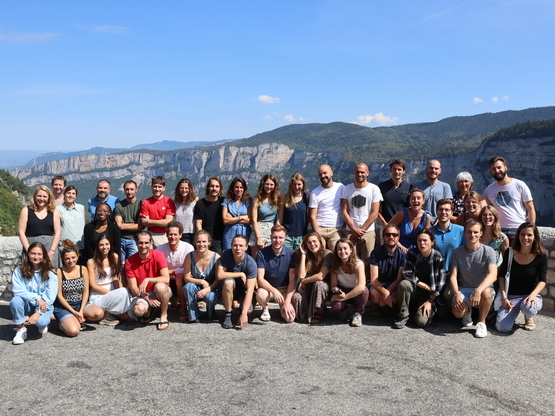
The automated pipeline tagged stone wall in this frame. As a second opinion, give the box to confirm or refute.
[1,231,555,312]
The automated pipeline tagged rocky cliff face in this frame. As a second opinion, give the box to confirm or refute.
[11,136,552,225]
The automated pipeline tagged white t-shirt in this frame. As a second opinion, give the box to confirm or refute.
[309,182,344,228]
[337,259,364,289]
[156,241,194,277]
[341,182,383,232]
[483,178,533,229]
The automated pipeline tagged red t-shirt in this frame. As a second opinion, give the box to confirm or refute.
[139,195,176,234]
[125,249,169,292]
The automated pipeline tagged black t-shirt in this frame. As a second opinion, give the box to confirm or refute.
[193,197,224,240]
[499,251,547,296]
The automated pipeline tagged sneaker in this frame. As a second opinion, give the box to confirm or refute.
[393,315,409,329]
[462,308,473,327]
[475,322,488,338]
[351,312,362,327]
[99,314,119,326]
[38,324,49,335]
[13,327,27,345]
[222,313,233,329]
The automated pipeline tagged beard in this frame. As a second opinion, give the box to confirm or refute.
[493,171,507,181]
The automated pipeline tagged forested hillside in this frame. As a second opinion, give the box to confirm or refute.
[0,170,31,236]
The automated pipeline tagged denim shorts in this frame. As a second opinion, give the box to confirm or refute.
[455,287,495,308]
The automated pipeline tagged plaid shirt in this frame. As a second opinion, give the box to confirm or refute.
[402,248,446,297]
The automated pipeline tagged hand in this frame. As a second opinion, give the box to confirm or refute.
[75,311,85,323]
[238,312,248,329]
[145,295,161,308]
[299,245,306,256]
[469,290,481,307]
[453,294,466,312]
[398,244,408,253]
[257,238,264,249]
[38,298,47,313]
[138,279,150,297]
[200,280,210,289]
[524,295,538,309]
[502,298,515,311]
[331,291,345,302]
[273,290,285,305]
[380,290,393,307]
[281,303,295,322]
[48,250,54,261]
[418,301,433,318]
[197,287,210,299]
[28,312,41,325]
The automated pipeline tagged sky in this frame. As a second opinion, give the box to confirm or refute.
[1,0,554,151]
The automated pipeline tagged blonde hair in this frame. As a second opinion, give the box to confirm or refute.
[30,185,56,212]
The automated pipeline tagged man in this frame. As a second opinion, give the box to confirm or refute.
[378,159,413,225]
[414,159,453,223]
[430,199,465,272]
[125,231,171,330]
[51,176,66,206]
[114,180,143,261]
[369,224,405,314]
[139,176,176,248]
[255,225,296,323]
[88,179,121,221]
[193,177,225,253]
[217,234,257,329]
[156,221,194,320]
[450,219,497,338]
[308,164,344,251]
[483,156,535,242]
[341,163,382,262]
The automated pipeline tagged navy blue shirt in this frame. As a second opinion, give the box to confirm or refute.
[219,249,257,279]
[369,244,406,286]
[256,245,296,288]
[378,179,413,223]
[282,193,308,237]
[430,223,465,271]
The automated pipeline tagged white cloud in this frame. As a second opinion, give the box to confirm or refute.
[15,84,106,96]
[492,97,499,104]
[257,95,281,104]
[75,24,129,34]
[352,112,399,126]
[473,97,483,104]
[0,30,60,44]
[502,95,509,101]
[284,114,296,122]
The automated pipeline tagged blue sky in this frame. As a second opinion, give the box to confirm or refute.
[1,0,554,151]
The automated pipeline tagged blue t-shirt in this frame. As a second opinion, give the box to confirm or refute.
[256,245,296,288]
[414,180,453,222]
[219,249,257,280]
[369,244,406,286]
[88,194,121,221]
[430,223,466,270]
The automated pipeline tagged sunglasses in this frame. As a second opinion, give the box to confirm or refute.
[384,233,399,237]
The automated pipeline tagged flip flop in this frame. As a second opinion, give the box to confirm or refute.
[310,312,324,325]
[157,321,170,330]
[260,311,271,322]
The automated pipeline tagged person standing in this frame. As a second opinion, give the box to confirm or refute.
[414,159,453,223]
[114,180,143,261]
[378,159,413,225]
[87,179,120,221]
[139,176,176,248]
[56,185,86,252]
[279,173,309,250]
[194,177,225,253]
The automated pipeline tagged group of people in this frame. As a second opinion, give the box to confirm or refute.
[10,155,545,344]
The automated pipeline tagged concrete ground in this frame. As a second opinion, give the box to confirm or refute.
[1,300,554,416]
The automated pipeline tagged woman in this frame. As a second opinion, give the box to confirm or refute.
[452,172,474,217]
[183,230,221,322]
[56,185,86,252]
[53,240,90,337]
[279,173,309,250]
[390,188,431,251]
[480,205,509,266]
[455,191,485,226]
[221,177,252,250]
[18,185,61,267]
[329,238,368,327]
[496,222,547,332]
[292,232,332,324]
[393,229,445,329]
[174,178,199,244]
[10,242,58,345]
[85,234,132,325]
[249,174,281,259]
[83,202,121,260]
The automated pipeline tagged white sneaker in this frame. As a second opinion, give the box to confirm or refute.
[475,322,488,338]
[38,325,49,335]
[351,312,362,327]
[462,308,473,327]
[13,327,27,345]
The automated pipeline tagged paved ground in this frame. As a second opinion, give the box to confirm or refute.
[1,300,554,416]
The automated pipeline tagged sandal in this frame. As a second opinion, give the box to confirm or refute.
[179,314,189,322]
[260,310,271,322]
[310,312,324,325]
[524,318,536,331]
[157,321,170,330]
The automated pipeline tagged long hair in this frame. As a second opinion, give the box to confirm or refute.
[513,222,545,256]
[204,177,223,197]
[331,238,358,274]
[174,178,197,205]
[479,205,502,239]
[284,173,307,208]
[225,177,250,204]
[92,234,122,280]
[255,174,280,209]
[19,242,53,281]
[29,185,56,213]
[60,239,80,260]
[297,232,327,276]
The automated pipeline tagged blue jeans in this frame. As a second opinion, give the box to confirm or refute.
[120,238,138,262]
[184,283,220,321]
[10,296,54,328]
[496,295,542,333]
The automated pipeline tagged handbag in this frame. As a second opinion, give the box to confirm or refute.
[494,247,513,311]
